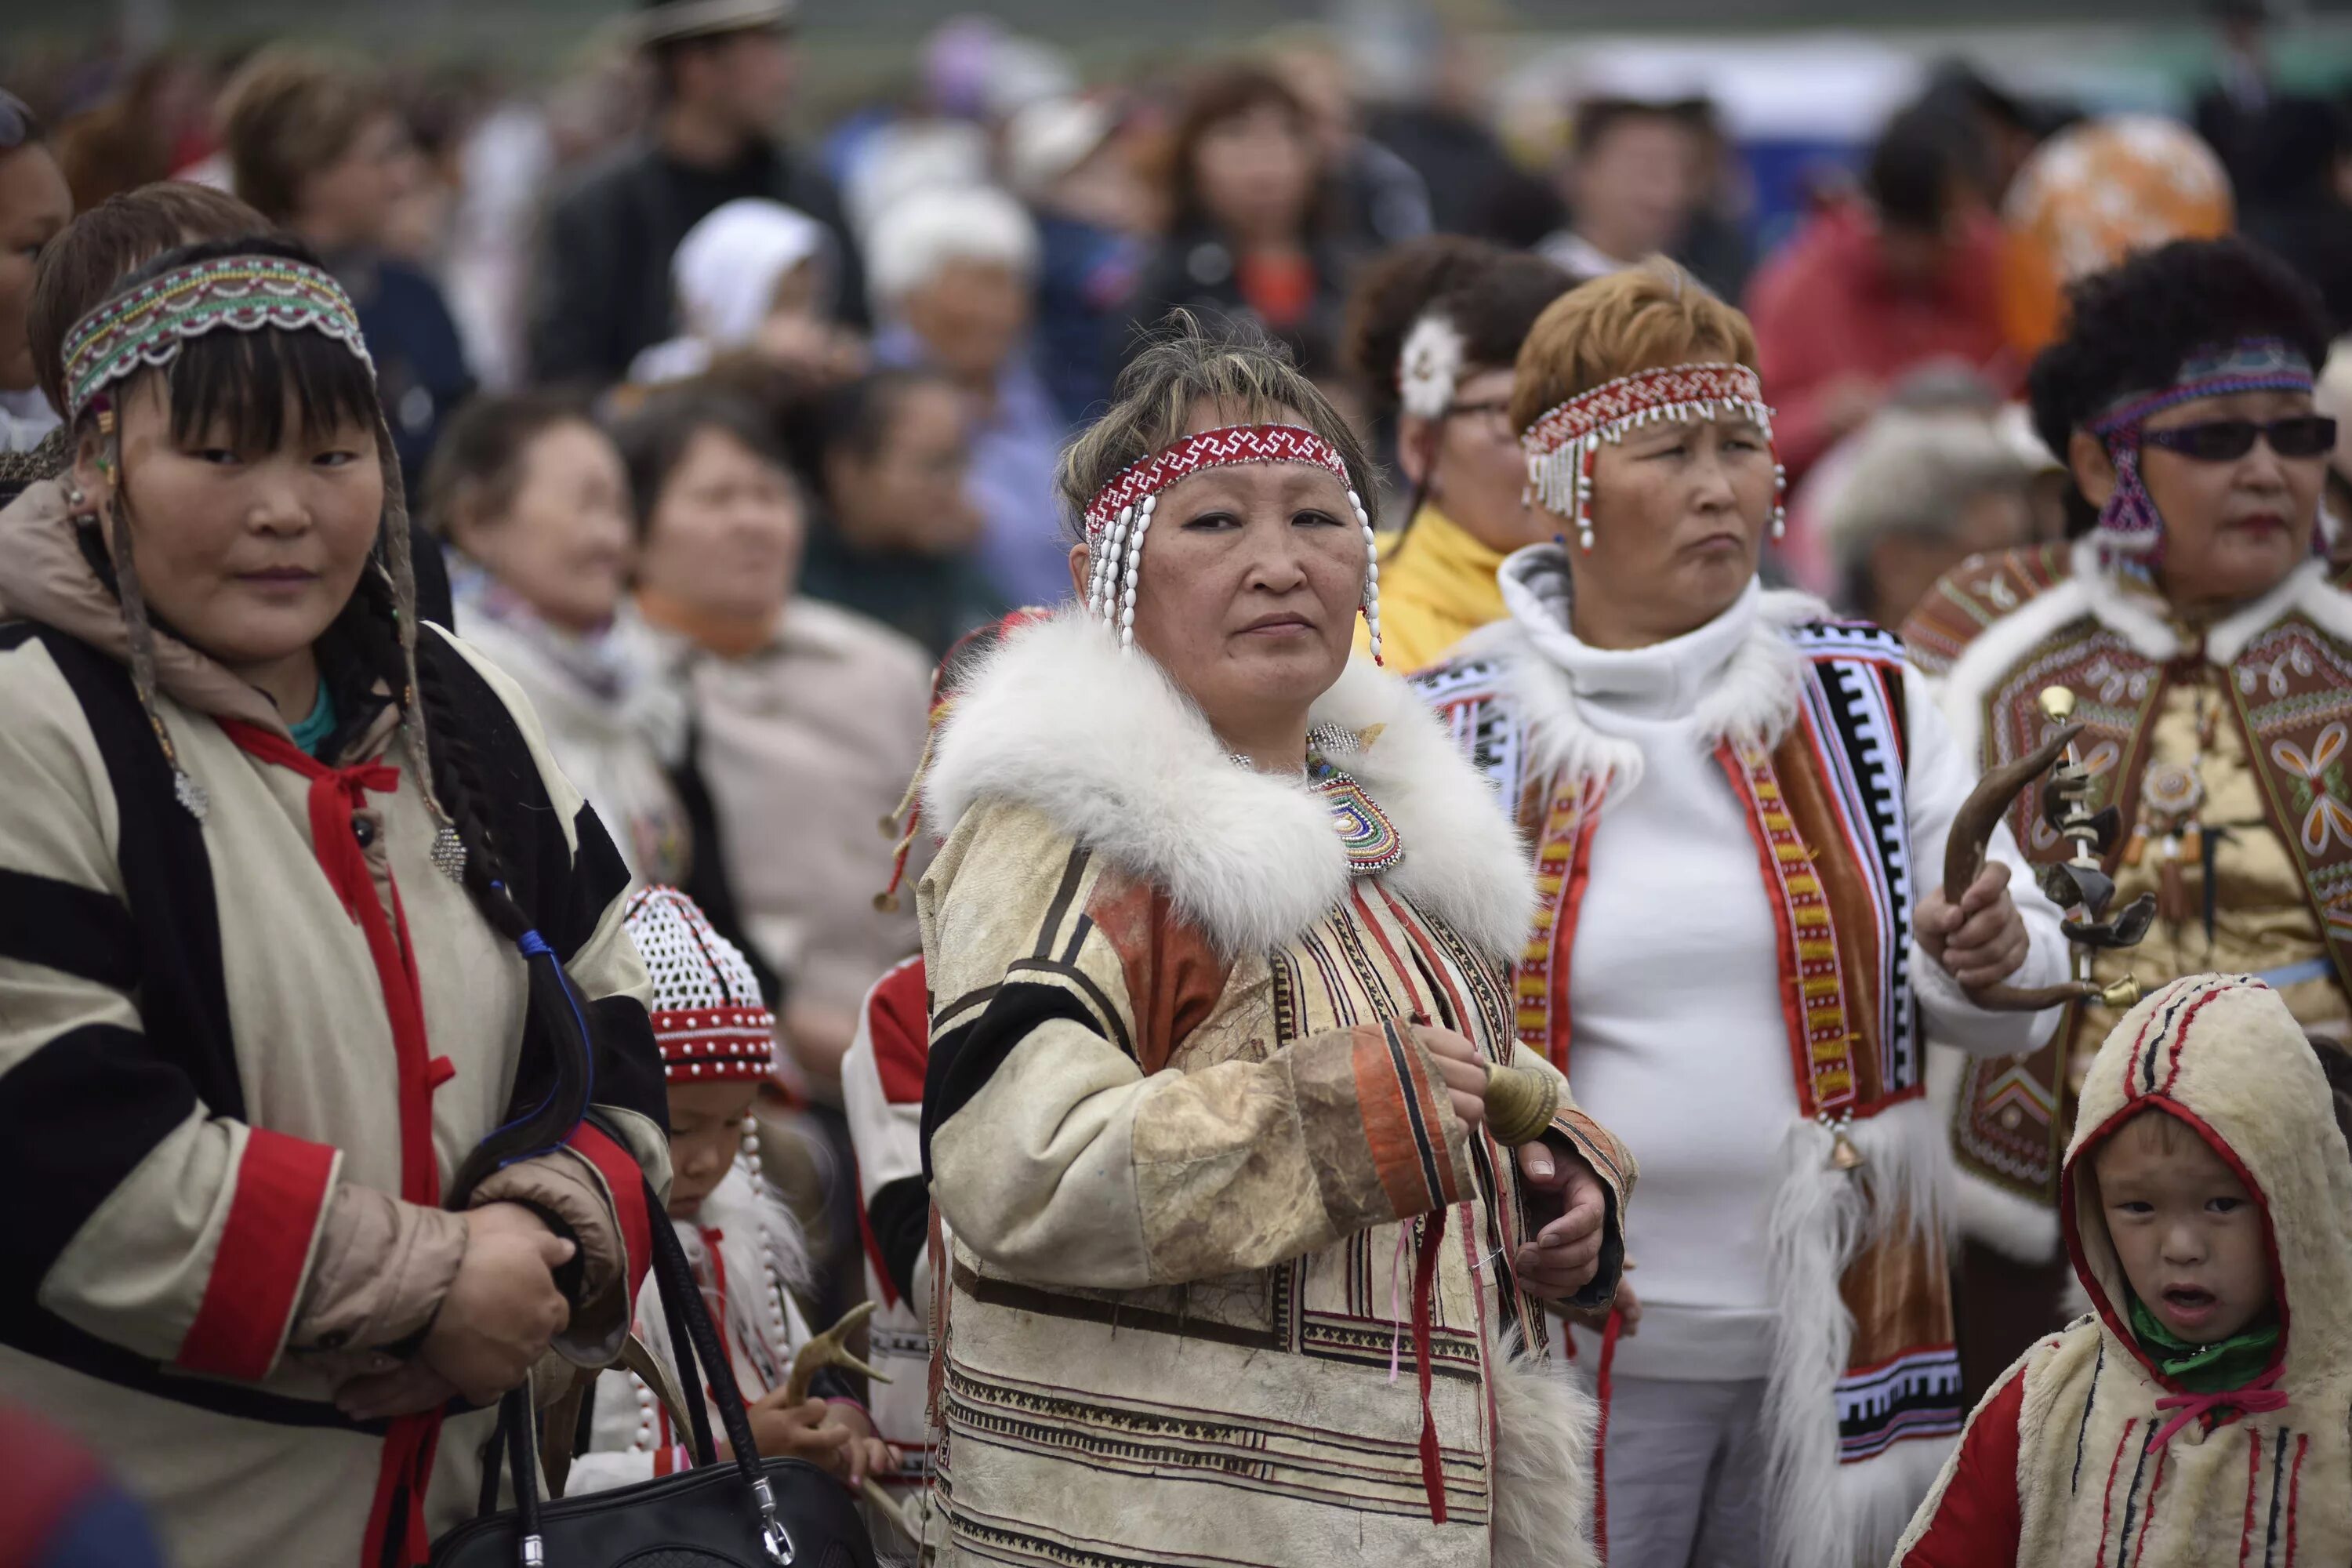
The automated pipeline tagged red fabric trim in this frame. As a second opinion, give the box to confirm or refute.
[425,1055,456,1090]
[2096,1418,2139,1563]
[570,1123,655,1306]
[2061,1096,2290,1396]
[1718,746,1818,1116]
[1593,1308,1623,1565]
[866,957,932,1106]
[2241,1432,2263,1566]
[1896,1364,2023,1568]
[2285,1432,2309,1566]
[1350,887,1432,1022]
[176,1128,338,1379]
[2130,1443,2168,1568]
[1409,1206,1449,1524]
[223,721,449,1568]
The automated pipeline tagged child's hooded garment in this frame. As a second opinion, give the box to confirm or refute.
[1896,973,2352,1566]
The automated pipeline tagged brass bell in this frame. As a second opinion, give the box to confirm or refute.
[2099,975,2142,1009]
[2038,686,2078,723]
[1483,1062,1561,1147]
[1831,1132,1865,1171]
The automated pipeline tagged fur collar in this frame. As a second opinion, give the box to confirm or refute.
[1457,544,1815,802]
[921,608,1534,961]
[1942,540,2352,764]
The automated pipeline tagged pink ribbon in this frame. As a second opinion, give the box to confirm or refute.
[2151,1365,2288,1447]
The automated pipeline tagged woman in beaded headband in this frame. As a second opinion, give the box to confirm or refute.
[2,233,673,1568]
[1062,311,1386,697]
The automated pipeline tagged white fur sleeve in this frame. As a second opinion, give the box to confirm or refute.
[1901,666,2067,1055]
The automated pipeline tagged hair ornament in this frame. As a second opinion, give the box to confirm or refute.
[1522,361,1784,552]
[1082,423,1382,663]
[1397,313,1465,423]
[2088,337,2318,567]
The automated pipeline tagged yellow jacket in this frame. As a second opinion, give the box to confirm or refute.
[1350,503,1512,673]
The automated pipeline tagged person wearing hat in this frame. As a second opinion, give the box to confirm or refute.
[568,886,894,1498]
[528,0,865,389]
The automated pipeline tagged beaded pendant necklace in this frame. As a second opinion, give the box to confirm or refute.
[1234,722,1404,877]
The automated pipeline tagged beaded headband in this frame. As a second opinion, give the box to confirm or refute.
[622,886,777,1083]
[1081,423,1383,662]
[62,255,373,424]
[2089,338,2318,564]
[1522,361,1784,553]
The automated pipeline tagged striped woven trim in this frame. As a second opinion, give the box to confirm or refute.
[62,256,372,423]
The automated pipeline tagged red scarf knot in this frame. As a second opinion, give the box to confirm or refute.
[220,720,402,924]
[2151,1365,2288,1447]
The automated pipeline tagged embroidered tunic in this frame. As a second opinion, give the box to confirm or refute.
[913,611,1634,1568]
[0,607,668,1568]
[1904,541,2352,1254]
[1414,545,2069,1568]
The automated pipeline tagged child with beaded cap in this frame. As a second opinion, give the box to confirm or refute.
[1895,974,2352,1566]
[569,886,896,1495]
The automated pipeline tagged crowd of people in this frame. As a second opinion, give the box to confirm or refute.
[7,0,2352,1565]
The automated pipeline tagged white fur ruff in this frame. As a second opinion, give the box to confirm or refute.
[1466,554,1815,808]
[1761,1097,1951,1568]
[1491,1345,1600,1568]
[920,608,1535,960]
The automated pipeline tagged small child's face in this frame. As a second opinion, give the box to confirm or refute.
[666,1077,760,1220]
[2092,1109,2273,1345]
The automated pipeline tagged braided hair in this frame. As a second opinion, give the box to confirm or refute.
[80,234,598,1195]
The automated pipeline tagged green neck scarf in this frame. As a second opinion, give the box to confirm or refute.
[2127,1291,2280,1393]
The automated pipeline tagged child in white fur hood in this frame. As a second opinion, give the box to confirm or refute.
[1896,974,2352,1566]
[568,887,895,1494]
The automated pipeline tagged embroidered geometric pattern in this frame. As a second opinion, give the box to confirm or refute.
[1521,362,1780,535]
[1515,778,1602,1067]
[1411,656,1523,815]
[1082,423,1350,539]
[1800,636,1919,1092]
[2230,619,2352,968]
[1899,542,2073,677]
[63,255,372,421]
[1836,1346,1965,1463]
[622,885,777,1080]
[1726,741,1860,1116]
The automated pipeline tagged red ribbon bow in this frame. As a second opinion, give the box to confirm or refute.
[2151,1365,2288,1447]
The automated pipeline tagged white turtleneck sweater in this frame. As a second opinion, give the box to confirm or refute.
[1522,576,2067,1381]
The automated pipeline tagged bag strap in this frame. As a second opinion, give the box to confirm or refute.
[476,1174,800,1566]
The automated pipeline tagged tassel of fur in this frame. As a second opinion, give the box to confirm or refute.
[1762,1099,1951,1568]
[1490,1343,1600,1568]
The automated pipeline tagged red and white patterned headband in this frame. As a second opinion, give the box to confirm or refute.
[1521,362,1784,551]
[1083,423,1384,661]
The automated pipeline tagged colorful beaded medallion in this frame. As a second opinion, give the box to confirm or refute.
[1313,767,1403,877]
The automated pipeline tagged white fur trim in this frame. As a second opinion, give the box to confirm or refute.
[1762,1097,1950,1568]
[1834,1428,1957,1567]
[2213,556,2352,662]
[921,609,1534,960]
[1490,1345,1599,1568]
[1472,550,1814,804]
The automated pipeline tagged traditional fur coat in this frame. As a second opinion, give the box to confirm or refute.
[1414,546,2069,1568]
[914,609,1635,1568]
[1906,541,2352,1269]
[0,480,669,1568]
[1894,974,2352,1566]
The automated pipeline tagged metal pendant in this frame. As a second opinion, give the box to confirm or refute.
[430,822,469,883]
[173,770,209,823]
[1831,1131,1865,1171]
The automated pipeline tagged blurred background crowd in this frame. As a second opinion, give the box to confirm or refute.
[9,0,2352,1424]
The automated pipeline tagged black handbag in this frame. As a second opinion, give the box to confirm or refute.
[429,1174,880,1568]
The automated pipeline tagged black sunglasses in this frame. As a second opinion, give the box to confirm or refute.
[2141,416,2339,463]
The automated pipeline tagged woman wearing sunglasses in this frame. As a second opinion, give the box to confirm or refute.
[1904,236,2349,1392]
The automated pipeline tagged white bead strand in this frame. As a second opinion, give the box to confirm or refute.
[1119,494,1153,651]
[742,1112,791,1353]
[1350,489,1383,664]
